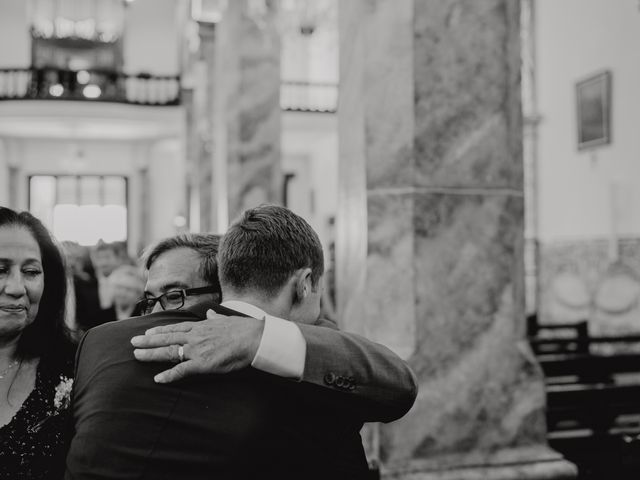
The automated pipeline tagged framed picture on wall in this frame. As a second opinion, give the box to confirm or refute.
[576,70,611,150]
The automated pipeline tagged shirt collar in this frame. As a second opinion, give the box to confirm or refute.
[220,300,267,320]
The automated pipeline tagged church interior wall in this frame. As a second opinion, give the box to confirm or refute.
[282,112,338,251]
[0,139,7,206]
[537,0,640,241]
[147,137,186,245]
[14,138,141,251]
[122,0,183,76]
[3,135,185,258]
[535,0,640,335]
[0,0,30,68]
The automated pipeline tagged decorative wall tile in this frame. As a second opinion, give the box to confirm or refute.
[539,238,640,341]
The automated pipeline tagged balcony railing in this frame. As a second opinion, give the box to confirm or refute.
[0,69,336,112]
[0,67,181,106]
[280,81,337,113]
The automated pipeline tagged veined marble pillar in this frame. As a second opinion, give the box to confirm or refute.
[197,22,216,233]
[337,1,576,479]
[0,139,7,207]
[214,0,282,225]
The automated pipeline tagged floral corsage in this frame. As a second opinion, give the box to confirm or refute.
[28,375,73,434]
[52,376,73,413]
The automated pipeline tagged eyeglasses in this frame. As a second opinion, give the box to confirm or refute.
[136,286,217,315]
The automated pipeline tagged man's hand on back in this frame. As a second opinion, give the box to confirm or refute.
[131,312,264,383]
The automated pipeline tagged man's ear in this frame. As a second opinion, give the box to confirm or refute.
[293,268,313,304]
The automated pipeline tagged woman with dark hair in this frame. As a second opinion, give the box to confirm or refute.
[0,207,76,479]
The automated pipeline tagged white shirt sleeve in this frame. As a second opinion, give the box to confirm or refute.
[250,315,306,380]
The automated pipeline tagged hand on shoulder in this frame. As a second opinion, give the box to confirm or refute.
[131,312,264,383]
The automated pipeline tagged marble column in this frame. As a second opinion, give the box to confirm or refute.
[521,0,541,316]
[3,139,22,209]
[213,0,282,225]
[337,1,576,479]
[132,141,150,254]
[197,21,216,232]
[0,139,8,207]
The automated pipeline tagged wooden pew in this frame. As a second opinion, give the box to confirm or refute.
[527,317,640,478]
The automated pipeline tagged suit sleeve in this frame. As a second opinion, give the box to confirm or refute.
[66,328,92,453]
[70,329,93,409]
[296,322,418,423]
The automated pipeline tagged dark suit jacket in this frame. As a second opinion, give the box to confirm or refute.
[65,302,369,480]
[73,275,114,331]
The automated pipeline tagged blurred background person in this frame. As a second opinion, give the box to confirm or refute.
[103,264,145,321]
[0,207,76,480]
[60,241,95,282]
[91,240,124,308]
[74,240,127,333]
[60,241,94,337]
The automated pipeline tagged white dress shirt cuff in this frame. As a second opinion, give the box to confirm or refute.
[251,315,306,380]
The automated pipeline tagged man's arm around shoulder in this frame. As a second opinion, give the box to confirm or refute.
[131,313,418,423]
[297,321,418,423]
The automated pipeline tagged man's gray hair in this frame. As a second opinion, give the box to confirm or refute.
[142,233,221,293]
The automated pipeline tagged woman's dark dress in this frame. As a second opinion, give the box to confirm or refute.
[0,361,73,480]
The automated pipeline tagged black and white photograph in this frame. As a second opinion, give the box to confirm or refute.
[0,1,637,479]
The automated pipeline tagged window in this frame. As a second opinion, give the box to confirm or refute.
[29,175,128,246]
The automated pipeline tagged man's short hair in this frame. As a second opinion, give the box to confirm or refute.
[218,204,324,296]
[142,233,221,292]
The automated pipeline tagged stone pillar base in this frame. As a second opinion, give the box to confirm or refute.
[383,446,577,480]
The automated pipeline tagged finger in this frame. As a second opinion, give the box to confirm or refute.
[205,310,227,320]
[133,346,178,362]
[131,332,190,348]
[154,359,198,384]
[145,322,196,335]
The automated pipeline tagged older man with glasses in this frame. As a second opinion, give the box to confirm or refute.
[139,234,222,315]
